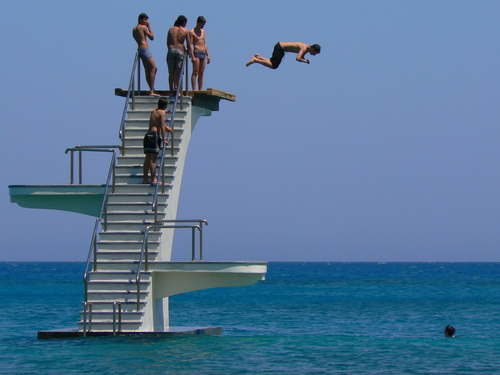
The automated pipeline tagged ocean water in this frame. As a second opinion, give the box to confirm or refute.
[0,262,499,374]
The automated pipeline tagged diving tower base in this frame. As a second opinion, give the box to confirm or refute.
[38,326,222,339]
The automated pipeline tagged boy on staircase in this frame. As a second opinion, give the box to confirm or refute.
[142,98,172,184]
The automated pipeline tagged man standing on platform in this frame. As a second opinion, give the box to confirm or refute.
[132,13,160,96]
[190,16,210,91]
[166,15,192,96]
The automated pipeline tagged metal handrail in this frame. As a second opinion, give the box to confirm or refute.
[65,146,121,185]
[82,301,122,336]
[135,220,206,310]
[119,52,140,154]
[158,219,208,260]
[82,301,92,336]
[81,148,118,305]
[151,53,189,221]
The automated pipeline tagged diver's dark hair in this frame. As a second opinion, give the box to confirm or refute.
[197,16,206,24]
[138,13,148,23]
[444,325,456,337]
[310,44,321,53]
[174,15,187,27]
[158,97,168,109]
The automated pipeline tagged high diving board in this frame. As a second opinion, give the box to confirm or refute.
[114,88,236,111]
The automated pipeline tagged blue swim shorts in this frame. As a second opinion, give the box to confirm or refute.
[194,50,207,59]
[138,48,153,60]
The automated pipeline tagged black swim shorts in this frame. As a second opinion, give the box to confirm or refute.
[143,130,162,154]
[269,42,285,69]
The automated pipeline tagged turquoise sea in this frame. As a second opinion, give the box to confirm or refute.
[0,262,499,374]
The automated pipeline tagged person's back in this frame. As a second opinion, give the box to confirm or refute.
[166,15,191,94]
[167,26,189,49]
[132,25,148,49]
[149,108,165,133]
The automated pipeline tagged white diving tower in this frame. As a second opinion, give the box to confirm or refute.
[9,57,267,338]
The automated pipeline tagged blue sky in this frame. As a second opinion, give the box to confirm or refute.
[1,1,498,262]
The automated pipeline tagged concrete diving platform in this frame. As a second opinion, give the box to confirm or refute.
[9,185,105,217]
[114,88,236,111]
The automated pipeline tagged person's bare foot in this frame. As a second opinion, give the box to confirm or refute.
[149,91,160,97]
[246,57,255,67]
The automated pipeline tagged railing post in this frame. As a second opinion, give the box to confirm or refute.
[93,232,97,271]
[112,154,116,193]
[69,151,74,185]
[145,238,149,271]
[78,150,83,184]
[191,227,196,261]
[82,302,87,337]
[185,56,189,95]
[137,58,141,96]
[131,74,135,112]
[103,197,108,232]
[118,302,122,333]
[112,302,117,336]
[89,304,93,332]
[200,221,203,262]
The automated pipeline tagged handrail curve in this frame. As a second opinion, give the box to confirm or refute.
[135,219,207,310]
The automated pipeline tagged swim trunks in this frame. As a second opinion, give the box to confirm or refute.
[167,47,185,73]
[194,50,207,59]
[138,48,153,60]
[269,42,285,69]
[143,130,162,154]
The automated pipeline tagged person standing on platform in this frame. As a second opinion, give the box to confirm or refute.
[190,16,211,90]
[166,15,192,96]
[246,42,321,69]
[143,98,172,185]
[132,13,160,96]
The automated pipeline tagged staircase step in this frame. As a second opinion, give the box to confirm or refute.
[99,231,161,242]
[117,155,178,167]
[122,139,181,151]
[88,260,148,271]
[87,280,149,292]
[86,290,148,302]
[79,310,143,322]
[96,251,159,261]
[105,203,167,214]
[114,175,174,186]
[117,146,180,158]
[107,194,168,204]
[121,127,184,139]
[115,164,176,175]
[112,184,172,194]
[104,212,160,223]
[102,223,156,232]
[88,271,151,282]
[77,321,143,332]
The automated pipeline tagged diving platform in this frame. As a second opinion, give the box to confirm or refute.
[9,54,267,338]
